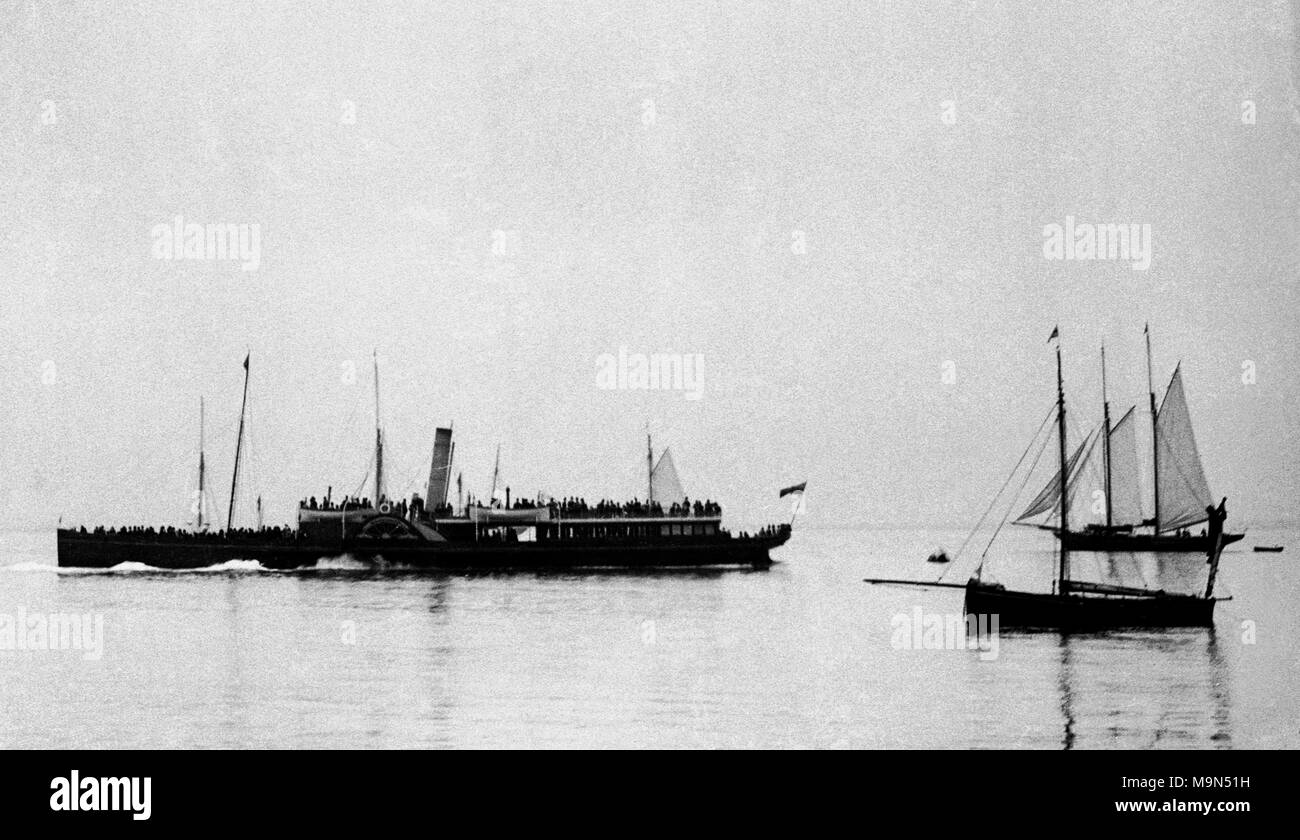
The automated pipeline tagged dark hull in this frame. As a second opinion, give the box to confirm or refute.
[964,581,1215,628]
[56,529,789,571]
[1059,530,1243,553]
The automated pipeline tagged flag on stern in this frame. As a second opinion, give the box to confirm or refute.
[779,481,807,498]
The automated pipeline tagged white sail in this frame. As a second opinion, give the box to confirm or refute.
[1016,429,1093,522]
[1106,406,1145,526]
[650,448,686,505]
[1155,365,1213,531]
[1063,428,1109,526]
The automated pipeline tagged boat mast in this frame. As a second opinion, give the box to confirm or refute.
[646,429,654,505]
[1145,323,1159,532]
[445,440,455,506]
[227,353,250,531]
[373,350,383,504]
[1055,333,1069,593]
[489,444,500,505]
[1101,344,1112,529]
[197,396,206,531]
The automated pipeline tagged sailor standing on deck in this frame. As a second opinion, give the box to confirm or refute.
[1205,497,1227,561]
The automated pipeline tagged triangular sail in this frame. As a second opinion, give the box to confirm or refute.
[650,448,686,505]
[1155,366,1213,531]
[1107,406,1145,526]
[1016,429,1093,522]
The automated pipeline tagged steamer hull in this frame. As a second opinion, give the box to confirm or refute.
[56,526,790,571]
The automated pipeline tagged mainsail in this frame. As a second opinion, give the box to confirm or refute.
[1016,430,1093,522]
[1106,406,1144,526]
[1067,409,1145,528]
[650,448,686,504]
[1155,365,1213,531]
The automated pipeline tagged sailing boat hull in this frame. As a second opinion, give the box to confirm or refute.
[964,581,1215,628]
[1060,530,1243,553]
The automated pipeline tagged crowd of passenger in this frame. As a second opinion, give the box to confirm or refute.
[532,496,723,519]
[734,524,790,540]
[78,524,297,541]
[300,494,460,520]
[301,495,378,512]
[298,490,727,522]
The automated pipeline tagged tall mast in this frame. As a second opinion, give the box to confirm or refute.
[445,440,455,506]
[1145,324,1159,532]
[227,353,251,530]
[1101,344,1112,529]
[1055,333,1069,593]
[646,429,654,504]
[372,351,383,504]
[197,396,206,531]
[490,444,500,505]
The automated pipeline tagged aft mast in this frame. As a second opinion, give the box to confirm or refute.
[1101,345,1112,529]
[489,444,500,506]
[1146,324,1160,532]
[227,353,250,530]
[646,429,654,505]
[373,350,384,504]
[1053,330,1069,594]
[197,396,206,531]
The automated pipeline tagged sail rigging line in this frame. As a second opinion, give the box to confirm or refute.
[350,447,375,500]
[1059,421,1100,516]
[943,404,1055,578]
[974,411,1056,579]
[1146,324,1160,531]
[313,375,365,495]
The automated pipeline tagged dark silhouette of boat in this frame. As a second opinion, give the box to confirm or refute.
[975,327,1231,627]
[962,579,1216,628]
[866,325,1232,629]
[56,354,799,571]
[1057,524,1242,553]
[1019,326,1242,553]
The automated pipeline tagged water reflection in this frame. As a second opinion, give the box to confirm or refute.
[1054,626,1230,749]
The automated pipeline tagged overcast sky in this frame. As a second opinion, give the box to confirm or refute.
[2,0,1297,531]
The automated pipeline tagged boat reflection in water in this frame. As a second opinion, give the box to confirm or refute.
[1054,625,1230,749]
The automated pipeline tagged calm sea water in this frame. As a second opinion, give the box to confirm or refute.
[0,526,1295,749]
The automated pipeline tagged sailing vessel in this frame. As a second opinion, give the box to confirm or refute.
[1039,327,1242,552]
[962,330,1231,628]
[57,354,793,571]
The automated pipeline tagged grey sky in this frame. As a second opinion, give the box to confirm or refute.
[2,1,1297,531]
